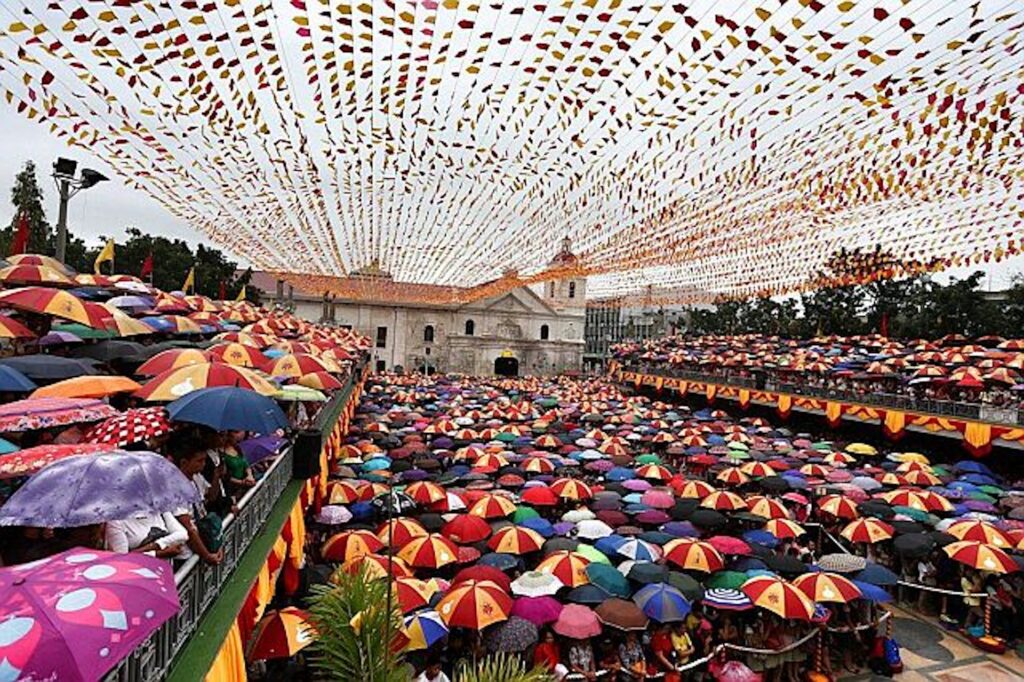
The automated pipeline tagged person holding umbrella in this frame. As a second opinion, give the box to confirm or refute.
[170,443,224,566]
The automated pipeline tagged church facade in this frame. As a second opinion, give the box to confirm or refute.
[252,245,585,376]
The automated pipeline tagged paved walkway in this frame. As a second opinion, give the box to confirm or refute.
[840,607,1024,681]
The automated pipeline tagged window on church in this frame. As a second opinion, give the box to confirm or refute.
[465,319,475,336]
[540,324,550,340]
[376,326,387,348]
[568,282,576,298]
[424,325,434,343]
[547,282,555,297]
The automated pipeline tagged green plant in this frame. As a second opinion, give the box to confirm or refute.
[455,653,555,682]
[306,566,407,682]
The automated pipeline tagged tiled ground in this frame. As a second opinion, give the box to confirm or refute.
[840,607,1024,681]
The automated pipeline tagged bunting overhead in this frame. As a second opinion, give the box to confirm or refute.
[2,0,1024,303]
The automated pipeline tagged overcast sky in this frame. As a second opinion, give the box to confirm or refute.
[1,93,1021,291]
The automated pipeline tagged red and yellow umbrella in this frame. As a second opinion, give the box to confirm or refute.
[398,533,460,569]
[436,579,511,630]
[298,371,344,391]
[337,554,412,580]
[740,461,776,478]
[536,551,591,588]
[208,342,268,368]
[880,489,953,513]
[249,607,316,660]
[716,467,750,486]
[0,287,111,328]
[817,495,860,520]
[946,521,1012,548]
[376,518,429,548]
[522,456,556,474]
[841,518,894,544]
[663,539,724,573]
[7,254,69,271]
[31,376,141,399]
[0,264,75,287]
[322,530,385,562]
[823,452,856,466]
[468,494,516,519]
[148,315,203,334]
[326,480,361,504]
[473,453,509,471]
[746,496,790,520]
[534,434,561,449]
[597,440,628,456]
[550,478,594,501]
[793,573,862,604]
[764,519,806,539]
[635,464,672,481]
[943,541,1018,574]
[487,526,545,555]
[136,349,212,377]
[903,470,941,487]
[394,577,436,613]
[701,490,747,511]
[405,481,447,506]
[678,480,716,499]
[0,315,35,339]
[266,353,341,378]
[741,576,816,620]
[799,464,830,478]
[135,362,278,400]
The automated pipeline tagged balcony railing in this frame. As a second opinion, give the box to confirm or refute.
[106,365,362,682]
[620,363,1024,427]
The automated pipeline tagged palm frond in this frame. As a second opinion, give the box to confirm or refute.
[455,653,556,682]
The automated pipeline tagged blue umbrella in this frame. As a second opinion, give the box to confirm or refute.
[633,583,691,622]
[594,535,627,556]
[520,517,554,538]
[852,580,892,603]
[167,386,289,434]
[607,467,635,481]
[0,356,96,382]
[403,610,449,650]
[567,584,612,605]
[953,461,993,475]
[479,553,521,571]
[237,435,287,464]
[0,365,37,392]
[0,438,17,455]
[616,538,661,562]
[742,530,778,548]
[854,563,899,586]
[139,316,176,333]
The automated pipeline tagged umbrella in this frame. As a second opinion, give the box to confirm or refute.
[701,588,753,611]
[841,518,894,544]
[0,356,98,382]
[0,397,118,434]
[322,530,385,562]
[166,387,289,433]
[436,580,511,630]
[816,554,867,574]
[793,572,862,603]
[595,598,649,631]
[484,616,538,653]
[566,585,611,605]
[585,563,631,598]
[442,514,492,544]
[510,596,563,626]
[452,566,512,593]
[0,287,111,327]
[946,520,1012,548]
[237,435,287,465]
[741,576,816,620]
[402,610,449,651]
[314,505,353,526]
[0,443,108,480]
[633,583,691,622]
[249,607,316,660]
[30,376,141,400]
[488,526,545,554]
[0,365,37,392]
[664,539,724,573]
[0,548,180,682]
[511,571,564,597]
[137,362,278,400]
[0,451,198,527]
[397,534,460,569]
[893,534,935,559]
[376,518,429,548]
[536,551,591,588]
[0,315,35,340]
[135,349,212,377]
[552,604,601,639]
[943,541,1018,574]
[853,563,899,586]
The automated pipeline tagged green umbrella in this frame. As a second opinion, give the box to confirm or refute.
[728,442,749,451]
[978,485,1004,496]
[586,563,631,597]
[636,454,662,465]
[0,438,18,455]
[537,398,558,408]
[512,506,540,523]
[812,441,832,451]
[53,322,116,340]
[706,571,747,590]
[275,385,328,402]
[892,506,936,524]
[724,450,750,460]
[668,572,704,602]
[966,491,997,503]
[930,465,950,477]
[576,544,611,565]
[496,432,517,443]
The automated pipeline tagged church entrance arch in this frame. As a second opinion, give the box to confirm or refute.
[494,356,519,377]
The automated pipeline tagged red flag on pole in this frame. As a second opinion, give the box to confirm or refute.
[140,252,153,278]
[9,211,29,256]
[880,311,889,338]
[218,280,226,301]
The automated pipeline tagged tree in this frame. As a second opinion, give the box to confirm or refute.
[454,654,554,682]
[0,161,53,255]
[306,567,407,682]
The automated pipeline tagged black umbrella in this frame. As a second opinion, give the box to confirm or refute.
[627,562,668,584]
[567,584,612,605]
[418,513,445,533]
[543,537,579,554]
[857,501,895,520]
[667,571,705,602]
[669,499,699,520]
[890,520,925,536]
[758,476,790,493]
[485,616,538,653]
[0,355,99,381]
[893,534,934,559]
[689,509,727,529]
[765,554,807,575]
[70,340,150,364]
[928,531,956,548]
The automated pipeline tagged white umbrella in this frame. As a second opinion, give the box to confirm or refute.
[575,519,614,540]
[511,570,564,597]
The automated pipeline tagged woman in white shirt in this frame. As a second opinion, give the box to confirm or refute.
[105,511,188,559]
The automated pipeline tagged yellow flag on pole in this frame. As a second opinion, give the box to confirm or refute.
[235,285,246,302]
[182,267,195,294]
[93,238,115,274]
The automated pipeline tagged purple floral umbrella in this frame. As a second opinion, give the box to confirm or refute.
[0,451,200,527]
[0,547,180,682]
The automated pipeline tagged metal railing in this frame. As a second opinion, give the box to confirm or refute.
[621,363,1024,427]
[106,363,364,682]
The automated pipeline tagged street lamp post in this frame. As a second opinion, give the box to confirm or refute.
[52,157,108,264]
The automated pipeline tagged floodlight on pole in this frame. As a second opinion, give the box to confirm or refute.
[52,158,109,264]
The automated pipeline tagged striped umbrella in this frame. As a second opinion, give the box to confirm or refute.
[741,576,816,620]
[740,461,776,478]
[322,530,385,562]
[841,518,894,544]
[376,518,429,548]
[337,554,412,580]
[0,315,35,339]
[436,580,512,630]
[208,342,269,368]
[101,307,155,337]
[678,480,716,499]
[551,478,594,501]
[633,583,691,623]
[702,588,753,611]
[716,467,750,486]
[880,489,953,513]
[0,264,75,287]
[793,572,863,603]
[468,494,517,519]
[402,610,449,650]
[946,521,1012,548]
[135,362,277,400]
[824,452,857,466]
[536,551,591,588]
[746,496,791,520]
[764,519,806,539]
[405,481,447,505]
[943,541,1018,574]
[615,539,662,562]
[0,287,111,327]
[701,490,747,511]
[817,495,860,520]
[635,464,672,481]
[903,470,941,487]
[398,533,460,569]
[663,539,724,573]
[326,480,361,504]
[394,577,436,613]
[265,352,341,377]
[488,526,545,555]
[136,349,211,376]
[249,608,316,660]
[298,371,344,391]
[473,453,509,471]
[522,456,556,474]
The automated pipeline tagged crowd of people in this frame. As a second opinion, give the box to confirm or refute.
[612,334,1024,409]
